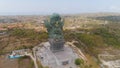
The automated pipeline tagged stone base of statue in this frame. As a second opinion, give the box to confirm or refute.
[49,38,65,52]
[35,42,79,68]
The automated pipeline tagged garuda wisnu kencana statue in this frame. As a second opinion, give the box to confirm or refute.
[44,13,65,52]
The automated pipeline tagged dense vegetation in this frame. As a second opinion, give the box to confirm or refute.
[64,22,120,57]
[93,28,120,47]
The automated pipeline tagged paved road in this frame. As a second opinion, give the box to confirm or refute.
[66,41,87,61]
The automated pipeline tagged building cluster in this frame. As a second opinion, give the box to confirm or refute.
[0,15,47,32]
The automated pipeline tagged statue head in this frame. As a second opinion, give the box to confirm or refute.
[50,13,61,22]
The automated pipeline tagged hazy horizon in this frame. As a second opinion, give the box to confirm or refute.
[0,0,120,15]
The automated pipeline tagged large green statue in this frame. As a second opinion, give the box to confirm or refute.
[44,13,65,52]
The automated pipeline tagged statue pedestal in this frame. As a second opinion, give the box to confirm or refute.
[35,42,79,68]
[49,38,65,52]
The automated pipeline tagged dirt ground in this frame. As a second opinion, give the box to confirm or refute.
[0,54,34,68]
[0,54,19,68]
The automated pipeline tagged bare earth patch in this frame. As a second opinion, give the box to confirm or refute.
[0,54,34,68]
[0,54,19,68]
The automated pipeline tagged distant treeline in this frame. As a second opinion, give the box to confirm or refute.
[91,16,120,22]
[0,18,21,23]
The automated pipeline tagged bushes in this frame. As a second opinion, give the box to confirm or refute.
[10,28,37,38]
[9,28,48,42]
[76,33,104,47]
[93,27,120,47]
[75,58,84,65]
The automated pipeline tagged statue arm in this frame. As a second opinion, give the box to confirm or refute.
[44,20,49,27]
[44,20,52,33]
[61,19,64,26]
[58,19,64,28]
